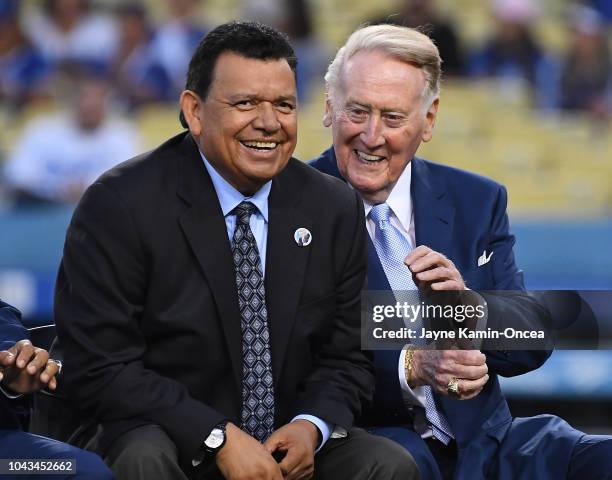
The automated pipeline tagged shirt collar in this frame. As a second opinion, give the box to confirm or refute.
[363,161,413,230]
[200,150,270,221]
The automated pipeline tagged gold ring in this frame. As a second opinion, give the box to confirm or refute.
[447,377,460,397]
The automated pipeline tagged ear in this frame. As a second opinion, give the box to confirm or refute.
[179,90,203,136]
[422,97,439,143]
[322,97,333,128]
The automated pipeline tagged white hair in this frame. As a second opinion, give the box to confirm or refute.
[325,24,442,107]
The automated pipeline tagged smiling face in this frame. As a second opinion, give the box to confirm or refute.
[324,49,439,204]
[181,51,297,195]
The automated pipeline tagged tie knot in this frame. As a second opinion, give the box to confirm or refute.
[233,201,257,224]
[369,203,392,227]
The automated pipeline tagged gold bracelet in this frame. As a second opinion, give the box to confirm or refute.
[404,346,415,386]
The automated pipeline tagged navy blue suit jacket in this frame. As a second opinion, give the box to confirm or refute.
[0,301,30,429]
[310,148,579,479]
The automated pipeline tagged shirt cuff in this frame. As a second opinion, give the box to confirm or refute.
[398,346,426,407]
[0,383,23,400]
[292,414,331,452]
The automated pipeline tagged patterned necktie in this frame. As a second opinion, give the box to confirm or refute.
[231,201,275,441]
[369,203,453,444]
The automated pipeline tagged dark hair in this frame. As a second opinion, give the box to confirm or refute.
[179,21,297,128]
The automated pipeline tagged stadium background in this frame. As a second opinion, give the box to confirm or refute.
[0,0,611,432]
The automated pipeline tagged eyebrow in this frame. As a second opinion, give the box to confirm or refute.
[345,98,409,115]
[227,93,297,104]
[345,99,370,110]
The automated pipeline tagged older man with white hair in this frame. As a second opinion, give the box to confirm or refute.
[310,24,612,480]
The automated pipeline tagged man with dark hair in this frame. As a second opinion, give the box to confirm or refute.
[0,300,113,480]
[55,21,419,480]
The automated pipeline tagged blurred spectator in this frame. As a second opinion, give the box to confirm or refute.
[149,0,209,100]
[241,0,329,100]
[590,0,612,23]
[110,2,173,110]
[370,0,465,76]
[468,0,558,108]
[3,77,140,206]
[559,4,611,118]
[0,0,51,112]
[283,0,330,100]
[24,0,117,74]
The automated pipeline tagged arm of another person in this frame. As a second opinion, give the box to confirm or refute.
[0,301,28,350]
[0,301,60,403]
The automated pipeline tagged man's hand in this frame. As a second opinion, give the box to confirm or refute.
[409,348,489,400]
[405,244,485,347]
[216,423,283,480]
[0,340,59,394]
[405,245,465,294]
[263,420,318,480]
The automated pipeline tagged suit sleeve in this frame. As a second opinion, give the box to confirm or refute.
[0,301,29,350]
[55,182,226,460]
[481,292,552,376]
[482,185,553,376]
[289,190,374,430]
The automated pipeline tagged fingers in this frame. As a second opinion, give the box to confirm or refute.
[405,246,465,290]
[431,371,489,398]
[0,350,16,368]
[405,246,453,273]
[280,448,314,480]
[25,348,49,376]
[12,340,35,369]
[40,359,60,386]
[278,449,301,478]
[1,342,56,394]
[451,350,486,366]
[430,280,464,291]
[404,245,432,266]
[414,266,458,283]
[432,353,488,379]
[454,375,490,400]
[415,349,489,399]
[432,350,485,369]
[263,432,283,454]
[453,362,488,380]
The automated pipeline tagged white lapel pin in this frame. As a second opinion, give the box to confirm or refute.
[294,228,312,247]
[478,250,493,267]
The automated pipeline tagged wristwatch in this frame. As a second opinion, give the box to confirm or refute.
[193,421,228,466]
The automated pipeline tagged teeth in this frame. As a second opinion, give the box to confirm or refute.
[242,141,278,149]
[356,150,385,162]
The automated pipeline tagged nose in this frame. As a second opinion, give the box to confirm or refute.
[359,115,384,149]
[252,102,281,134]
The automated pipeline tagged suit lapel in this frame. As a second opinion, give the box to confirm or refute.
[411,157,455,257]
[265,163,312,383]
[176,135,243,392]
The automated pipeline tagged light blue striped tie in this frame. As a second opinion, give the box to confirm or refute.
[370,203,453,444]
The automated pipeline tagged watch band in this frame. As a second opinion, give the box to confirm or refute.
[194,420,229,466]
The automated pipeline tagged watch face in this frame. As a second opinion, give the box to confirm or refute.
[205,428,225,450]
